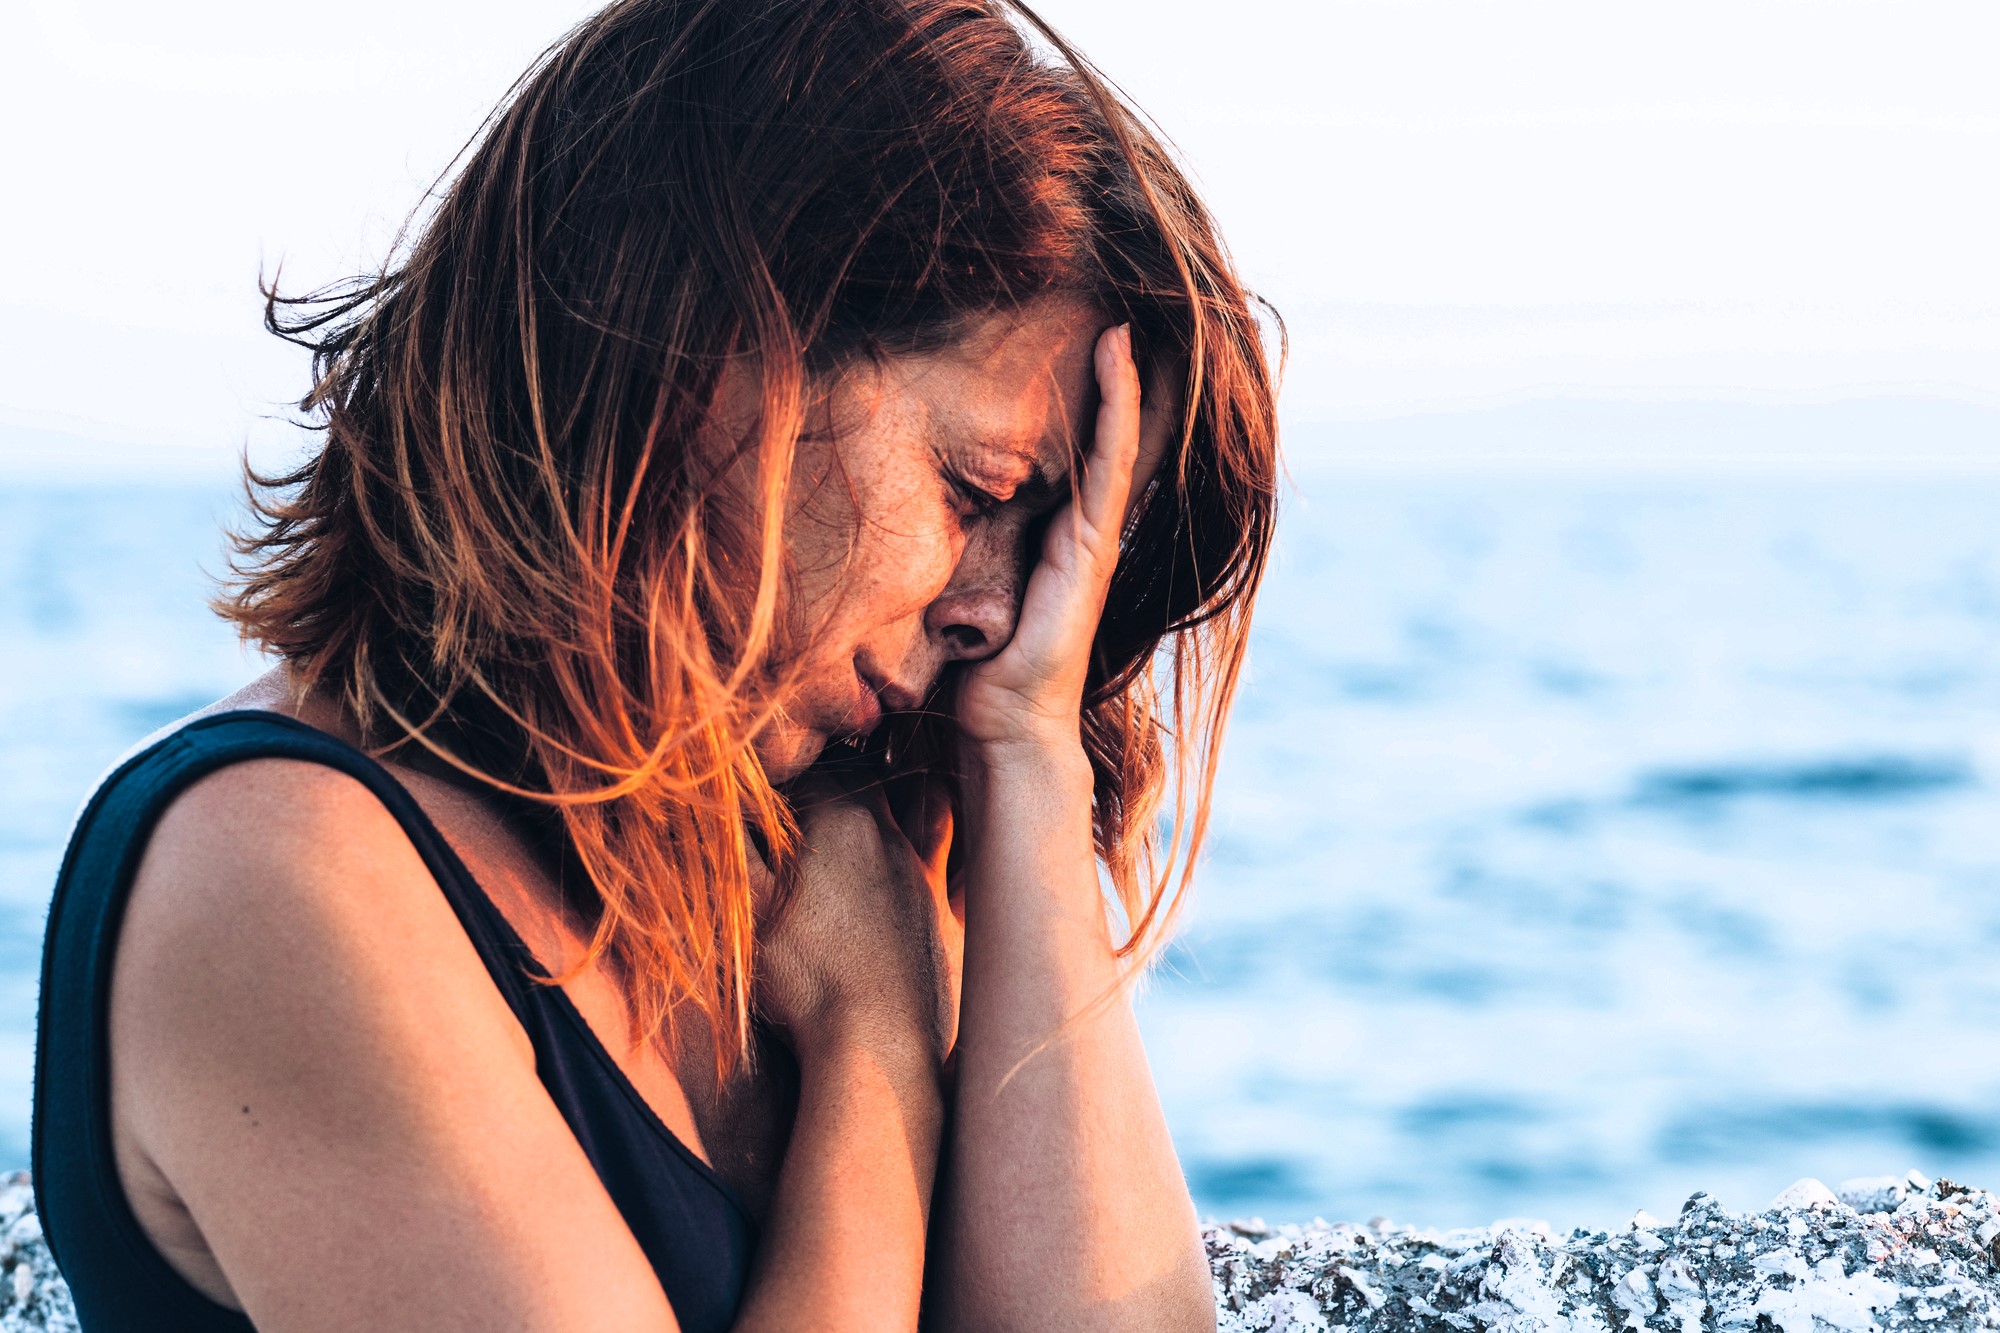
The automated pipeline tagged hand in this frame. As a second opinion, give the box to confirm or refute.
[752,774,964,1070]
[953,324,1169,755]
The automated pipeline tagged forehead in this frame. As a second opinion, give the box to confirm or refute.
[903,298,1104,472]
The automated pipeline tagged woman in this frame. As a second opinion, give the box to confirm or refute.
[34,0,1277,1328]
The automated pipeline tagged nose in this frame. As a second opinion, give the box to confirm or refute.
[925,583,1019,662]
[924,525,1027,663]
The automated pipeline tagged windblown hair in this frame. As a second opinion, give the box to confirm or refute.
[223,0,1279,1069]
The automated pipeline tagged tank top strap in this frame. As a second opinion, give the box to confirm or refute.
[35,707,757,1333]
[31,710,547,1331]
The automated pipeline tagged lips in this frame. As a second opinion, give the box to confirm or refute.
[875,678,924,715]
[846,678,883,737]
[854,660,923,732]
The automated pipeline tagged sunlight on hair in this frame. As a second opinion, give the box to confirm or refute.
[219,0,1279,1077]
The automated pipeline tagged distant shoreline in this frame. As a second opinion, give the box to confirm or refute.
[7,394,2000,485]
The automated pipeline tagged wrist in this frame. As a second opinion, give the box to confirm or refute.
[964,734,1094,793]
[963,741,1094,843]
[795,1030,946,1142]
[792,1014,943,1090]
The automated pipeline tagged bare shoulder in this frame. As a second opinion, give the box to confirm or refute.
[115,757,508,1081]
[139,753,412,869]
[108,756,678,1331]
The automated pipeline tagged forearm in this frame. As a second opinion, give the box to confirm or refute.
[734,1037,942,1331]
[934,745,1213,1331]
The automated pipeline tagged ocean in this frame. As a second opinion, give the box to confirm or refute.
[6,463,2000,1232]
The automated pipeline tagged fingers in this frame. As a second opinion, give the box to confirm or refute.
[1078,324,1141,549]
[1124,356,1179,532]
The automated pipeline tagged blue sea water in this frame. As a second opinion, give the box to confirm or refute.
[5,467,2000,1232]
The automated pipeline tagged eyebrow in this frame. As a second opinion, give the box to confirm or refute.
[995,442,1070,507]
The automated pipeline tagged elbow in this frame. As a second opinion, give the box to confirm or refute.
[1171,1247,1221,1333]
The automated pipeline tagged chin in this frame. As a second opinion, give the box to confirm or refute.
[752,724,826,785]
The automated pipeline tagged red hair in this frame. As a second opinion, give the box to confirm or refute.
[222,0,1280,1070]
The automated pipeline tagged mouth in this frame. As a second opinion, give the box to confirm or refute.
[850,660,924,738]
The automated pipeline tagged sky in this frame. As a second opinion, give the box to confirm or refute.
[2,0,1995,472]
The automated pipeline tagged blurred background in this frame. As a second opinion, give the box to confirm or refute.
[3,0,1997,1231]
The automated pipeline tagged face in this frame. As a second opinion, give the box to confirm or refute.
[753,297,1107,781]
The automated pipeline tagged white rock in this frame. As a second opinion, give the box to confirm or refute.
[1752,1248,1809,1280]
[1769,1177,1844,1210]
[1336,1265,1385,1310]
[1839,1175,1912,1214]
[1237,1289,1333,1332]
[1612,1265,1659,1321]
[1656,1256,1703,1302]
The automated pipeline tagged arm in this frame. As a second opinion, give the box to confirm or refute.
[738,789,954,1329]
[937,748,1213,1330]
[736,1034,940,1329]
[113,761,686,1331]
[113,760,943,1332]
[930,326,1215,1330]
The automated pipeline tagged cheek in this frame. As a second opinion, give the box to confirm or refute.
[750,718,821,784]
[784,407,965,644]
[850,525,961,632]
[830,471,963,621]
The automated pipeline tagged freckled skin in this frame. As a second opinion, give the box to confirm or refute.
[752,297,1105,780]
[103,302,1213,1332]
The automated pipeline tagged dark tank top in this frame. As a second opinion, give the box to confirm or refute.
[33,710,756,1332]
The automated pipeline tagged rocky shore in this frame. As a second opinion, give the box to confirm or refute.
[1208,1174,2000,1332]
[9,1169,2000,1329]
[0,1176,70,1333]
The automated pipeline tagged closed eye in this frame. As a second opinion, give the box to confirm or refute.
[945,469,1008,521]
